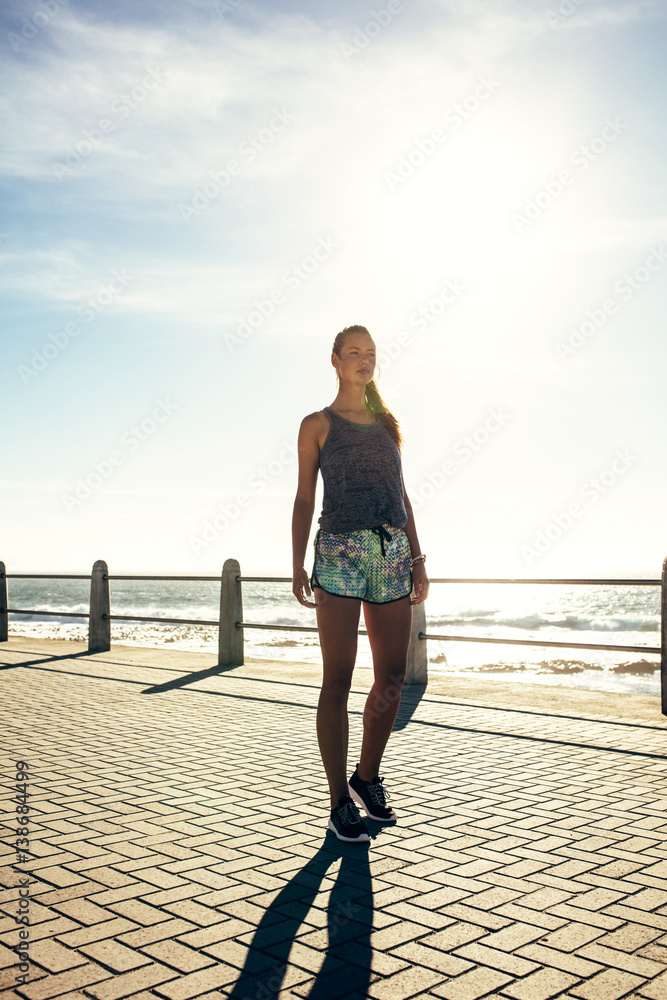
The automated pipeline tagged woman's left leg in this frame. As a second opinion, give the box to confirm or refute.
[358,594,412,781]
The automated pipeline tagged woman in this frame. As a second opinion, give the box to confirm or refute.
[292,325,429,843]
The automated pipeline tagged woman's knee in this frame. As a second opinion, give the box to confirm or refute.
[375,665,407,692]
[320,671,353,700]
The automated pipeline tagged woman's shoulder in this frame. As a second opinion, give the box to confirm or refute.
[298,409,329,437]
[300,408,329,424]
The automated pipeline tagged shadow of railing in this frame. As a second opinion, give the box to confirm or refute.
[226,833,374,999]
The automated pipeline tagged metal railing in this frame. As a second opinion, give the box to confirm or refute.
[1,558,665,713]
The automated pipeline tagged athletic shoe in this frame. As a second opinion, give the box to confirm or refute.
[328,795,370,843]
[348,766,396,823]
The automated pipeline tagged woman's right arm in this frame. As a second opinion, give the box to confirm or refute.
[291,413,321,608]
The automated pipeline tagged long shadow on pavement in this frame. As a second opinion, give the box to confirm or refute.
[226,832,374,1000]
[392,683,426,731]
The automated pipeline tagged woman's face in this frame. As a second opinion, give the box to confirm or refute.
[334,334,376,384]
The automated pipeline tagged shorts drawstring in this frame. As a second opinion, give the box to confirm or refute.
[370,524,392,558]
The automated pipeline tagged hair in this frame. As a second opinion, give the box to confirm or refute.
[332,324,404,452]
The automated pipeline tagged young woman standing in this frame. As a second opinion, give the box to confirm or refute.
[292,325,429,842]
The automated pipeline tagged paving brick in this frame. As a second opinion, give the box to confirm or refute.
[151,962,240,999]
[516,887,574,911]
[78,938,154,972]
[365,964,445,998]
[370,921,432,951]
[494,903,565,931]
[50,898,114,926]
[55,917,139,948]
[158,900,229,926]
[539,923,605,952]
[441,906,511,931]
[568,968,646,999]
[432,967,514,999]
[464,888,523,912]
[105,900,172,926]
[573,888,627,911]
[419,922,488,952]
[637,969,667,999]
[517,943,602,977]
[84,962,179,1000]
[18,962,111,1000]
[455,942,538,977]
[25,938,88,974]
[391,941,473,976]
[500,967,580,999]
[478,923,546,952]
[577,943,665,978]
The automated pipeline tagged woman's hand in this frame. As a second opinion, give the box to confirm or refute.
[410,560,430,605]
[293,567,317,609]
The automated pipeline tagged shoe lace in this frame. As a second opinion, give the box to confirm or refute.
[368,777,390,808]
[337,799,362,826]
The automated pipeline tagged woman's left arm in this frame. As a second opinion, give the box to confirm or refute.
[401,472,430,606]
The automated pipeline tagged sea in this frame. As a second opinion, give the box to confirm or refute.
[5,577,661,698]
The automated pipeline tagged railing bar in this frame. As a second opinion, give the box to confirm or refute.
[106,576,223,581]
[426,578,661,586]
[6,609,90,619]
[421,632,660,654]
[104,614,220,626]
[4,574,660,586]
[238,576,661,586]
[4,574,92,580]
[3,574,224,581]
[238,621,369,635]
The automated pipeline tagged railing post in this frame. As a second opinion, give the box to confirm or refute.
[0,562,7,642]
[661,556,667,717]
[89,559,110,653]
[219,558,243,667]
[405,599,427,685]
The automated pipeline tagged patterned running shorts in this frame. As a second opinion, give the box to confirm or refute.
[310,523,413,604]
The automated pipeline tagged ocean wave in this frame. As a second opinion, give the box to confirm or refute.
[428,612,657,633]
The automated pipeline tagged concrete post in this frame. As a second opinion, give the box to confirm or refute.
[219,558,243,667]
[0,562,7,642]
[405,600,427,685]
[88,559,110,653]
[661,556,667,717]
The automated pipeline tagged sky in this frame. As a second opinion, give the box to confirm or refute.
[1,0,666,580]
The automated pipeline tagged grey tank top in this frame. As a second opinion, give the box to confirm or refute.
[317,406,408,533]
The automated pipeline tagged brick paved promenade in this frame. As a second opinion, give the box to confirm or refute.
[2,638,667,1000]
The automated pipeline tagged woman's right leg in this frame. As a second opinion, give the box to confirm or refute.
[314,586,362,806]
